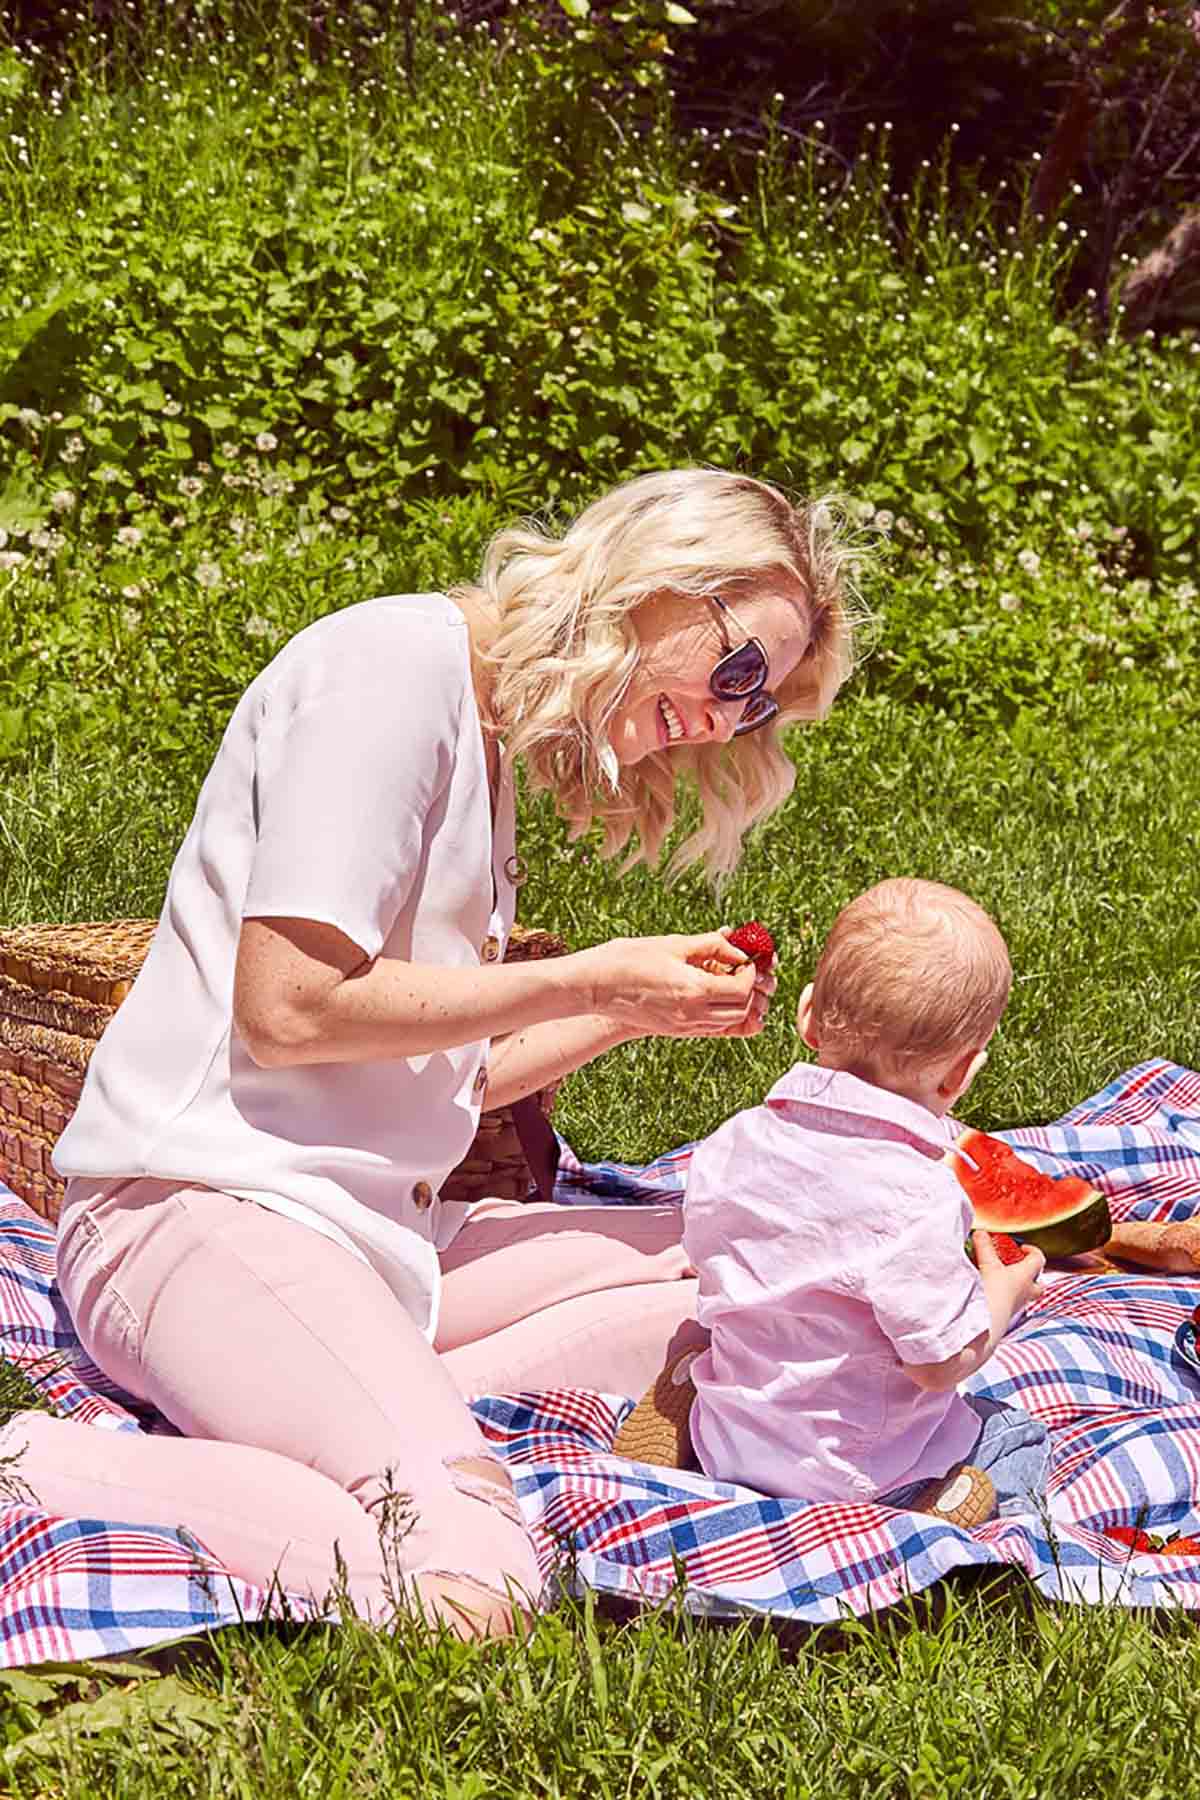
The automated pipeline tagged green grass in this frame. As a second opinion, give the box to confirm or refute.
[5,687,1196,1158]
[2,1577,1200,1796]
[1,4,1199,1794]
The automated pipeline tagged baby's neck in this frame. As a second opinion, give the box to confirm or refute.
[815,1053,947,1118]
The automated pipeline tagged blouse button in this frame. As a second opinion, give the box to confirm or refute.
[473,1064,489,1096]
[481,934,501,963]
[411,1180,434,1211]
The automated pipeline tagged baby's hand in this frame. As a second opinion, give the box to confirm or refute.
[972,1228,1045,1309]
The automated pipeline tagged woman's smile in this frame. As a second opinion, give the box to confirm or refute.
[657,693,688,747]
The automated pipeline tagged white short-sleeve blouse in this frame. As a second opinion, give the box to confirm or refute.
[54,594,517,1337]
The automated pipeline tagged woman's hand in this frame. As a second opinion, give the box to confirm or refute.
[582,931,760,1039]
[711,924,776,1039]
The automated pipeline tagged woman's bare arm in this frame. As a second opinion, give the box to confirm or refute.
[483,962,774,1109]
[480,1014,642,1111]
[235,918,593,1067]
[234,917,757,1068]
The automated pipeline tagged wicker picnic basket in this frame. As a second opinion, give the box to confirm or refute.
[0,918,567,1222]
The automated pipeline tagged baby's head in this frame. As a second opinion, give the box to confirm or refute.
[798,878,1012,1115]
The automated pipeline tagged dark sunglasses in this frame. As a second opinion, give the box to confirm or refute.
[707,595,779,736]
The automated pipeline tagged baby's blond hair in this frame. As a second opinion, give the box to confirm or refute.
[810,878,1012,1084]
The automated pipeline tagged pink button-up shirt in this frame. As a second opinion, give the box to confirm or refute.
[683,1064,991,1502]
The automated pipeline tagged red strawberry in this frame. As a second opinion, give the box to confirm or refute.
[727,921,775,974]
[1104,1526,1161,1553]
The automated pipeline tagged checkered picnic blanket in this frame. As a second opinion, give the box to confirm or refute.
[2,1057,1200,1665]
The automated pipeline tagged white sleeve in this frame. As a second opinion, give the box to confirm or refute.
[243,641,464,961]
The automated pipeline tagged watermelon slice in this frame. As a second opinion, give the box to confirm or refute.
[949,1129,1111,1258]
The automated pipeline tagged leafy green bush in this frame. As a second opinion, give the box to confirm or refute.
[0,1,1196,777]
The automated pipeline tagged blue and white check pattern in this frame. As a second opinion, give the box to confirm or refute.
[1,1058,1199,1664]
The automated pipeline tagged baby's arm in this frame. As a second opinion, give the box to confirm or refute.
[900,1230,1044,1392]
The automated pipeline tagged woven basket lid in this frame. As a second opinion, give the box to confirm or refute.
[0,920,157,1007]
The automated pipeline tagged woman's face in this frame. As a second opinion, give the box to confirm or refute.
[609,577,813,767]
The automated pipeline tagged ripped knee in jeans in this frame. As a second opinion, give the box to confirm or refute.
[444,1452,525,1531]
[413,1568,529,1640]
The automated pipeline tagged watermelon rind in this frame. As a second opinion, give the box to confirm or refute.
[951,1130,1112,1257]
[1005,1204,1111,1258]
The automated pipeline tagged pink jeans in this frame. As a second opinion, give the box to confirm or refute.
[0,1178,698,1632]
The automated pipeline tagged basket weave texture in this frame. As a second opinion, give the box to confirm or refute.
[0,919,566,1222]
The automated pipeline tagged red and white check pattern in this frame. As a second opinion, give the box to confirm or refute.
[1,1058,1199,1663]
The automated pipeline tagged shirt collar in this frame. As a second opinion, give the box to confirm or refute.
[764,1062,954,1161]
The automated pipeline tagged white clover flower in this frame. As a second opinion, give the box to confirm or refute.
[330,504,351,522]
[1016,548,1041,577]
[121,585,143,602]
[260,473,286,497]
[0,550,27,570]
[244,611,273,637]
[194,559,222,588]
[874,509,895,533]
[255,431,278,453]
[50,489,76,513]
[162,398,183,417]
[17,406,43,431]
[1075,522,1093,541]
[219,441,240,458]
[178,476,204,499]
[116,525,143,547]
[29,528,60,551]
[998,591,1022,612]
[60,435,84,463]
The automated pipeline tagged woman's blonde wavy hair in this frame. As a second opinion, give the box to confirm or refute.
[453,467,870,883]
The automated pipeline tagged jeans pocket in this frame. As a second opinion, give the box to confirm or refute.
[56,1211,144,1394]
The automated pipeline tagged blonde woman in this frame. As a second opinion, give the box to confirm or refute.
[9,469,862,1640]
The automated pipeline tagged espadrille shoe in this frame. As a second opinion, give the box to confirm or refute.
[611,1347,703,1469]
[908,1462,996,1529]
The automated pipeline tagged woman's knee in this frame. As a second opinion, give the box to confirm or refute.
[412,1571,530,1641]
[353,1444,540,1637]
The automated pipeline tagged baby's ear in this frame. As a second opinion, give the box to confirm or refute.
[941,1045,988,1100]
[797,982,819,1050]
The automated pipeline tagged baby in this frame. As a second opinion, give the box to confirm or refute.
[617,877,1049,1527]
